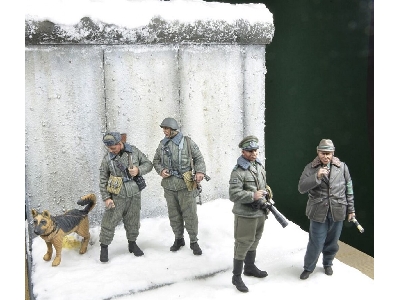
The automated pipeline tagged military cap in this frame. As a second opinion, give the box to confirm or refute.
[103,132,121,147]
[316,139,335,152]
[239,135,259,150]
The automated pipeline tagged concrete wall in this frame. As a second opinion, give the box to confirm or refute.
[25,3,274,226]
[25,44,267,224]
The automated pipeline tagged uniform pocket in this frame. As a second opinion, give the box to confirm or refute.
[306,198,324,218]
[330,198,347,218]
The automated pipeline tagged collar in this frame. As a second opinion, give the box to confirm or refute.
[162,132,183,146]
[237,156,262,170]
[41,219,59,237]
[108,143,132,160]
[311,156,341,168]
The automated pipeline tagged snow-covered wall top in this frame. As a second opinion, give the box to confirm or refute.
[25,0,275,45]
[25,0,274,226]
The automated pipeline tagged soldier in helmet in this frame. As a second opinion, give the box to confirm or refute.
[229,135,272,293]
[98,131,153,262]
[298,139,356,279]
[152,117,207,255]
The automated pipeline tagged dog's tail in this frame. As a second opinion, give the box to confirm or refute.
[77,193,97,213]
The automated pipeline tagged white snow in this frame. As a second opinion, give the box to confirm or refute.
[28,199,376,300]
[25,0,273,27]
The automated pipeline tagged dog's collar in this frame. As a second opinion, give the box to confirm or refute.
[42,223,59,237]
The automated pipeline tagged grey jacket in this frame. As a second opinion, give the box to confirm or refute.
[99,143,153,201]
[153,132,206,191]
[229,156,267,218]
[298,156,355,223]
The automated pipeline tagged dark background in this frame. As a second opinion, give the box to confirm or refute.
[206,0,374,257]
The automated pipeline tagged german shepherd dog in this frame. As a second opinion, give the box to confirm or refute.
[31,193,96,267]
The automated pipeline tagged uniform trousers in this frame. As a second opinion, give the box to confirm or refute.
[234,215,265,260]
[164,188,198,243]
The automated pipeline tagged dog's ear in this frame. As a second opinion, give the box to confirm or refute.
[31,209,38,217]
[43,210,51,218]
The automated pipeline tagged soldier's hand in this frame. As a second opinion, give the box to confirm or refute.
[195,172,204,183]
[253,190,265,200]
[105,199,115,209]
[161,169,170,178]
[128,166,139,177]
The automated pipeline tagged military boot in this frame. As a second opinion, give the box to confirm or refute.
[243,251,268,278]
[128,241,144,256]
[170,238,185,251]
[100,243,108,263]
[232,259,249,293]
[190,242,202,255]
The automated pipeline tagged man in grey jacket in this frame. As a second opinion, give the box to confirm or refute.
[153,117,207,255]
[99,132,153,262]
[298,139,355,279]
[229,135,271,293]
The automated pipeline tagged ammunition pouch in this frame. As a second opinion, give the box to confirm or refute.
[107,175,123,195]
[182,171,197,191]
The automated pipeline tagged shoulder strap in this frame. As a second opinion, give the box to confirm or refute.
[185,136,195,173]
[178,136,185,171]
[106,154,117,175]
[128,153,133,168]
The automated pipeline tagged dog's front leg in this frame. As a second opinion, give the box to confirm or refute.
[43,241,53,261]
[52,236,63,266]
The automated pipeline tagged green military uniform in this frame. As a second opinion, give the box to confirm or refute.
[99,141,153,246]
[229,152,268,259]
[153,131,206,244]
[229,135,270,293]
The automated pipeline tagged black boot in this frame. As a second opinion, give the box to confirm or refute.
[170,238,185,251]
[128,241,144,256]
[232,259,249,293]
[190,242,202,255]
[100,243,108,263]
[244,251,268,278]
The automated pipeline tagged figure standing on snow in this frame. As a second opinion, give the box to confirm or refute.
[152,117,207,255]
[228,135,271,293]
[298,139,356,279]
[98,131,153,262]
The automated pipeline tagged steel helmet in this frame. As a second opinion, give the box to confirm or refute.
[160,117,179,130]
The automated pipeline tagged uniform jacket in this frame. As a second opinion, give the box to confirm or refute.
[153,132,206,191]
[229,155,267,218]
[298,156,355,223]
[99,143,153,201]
